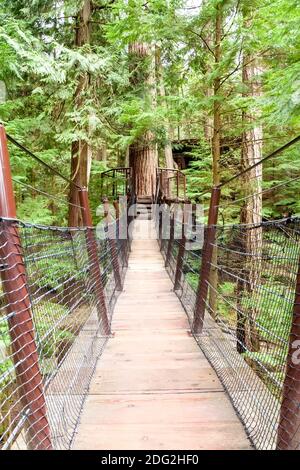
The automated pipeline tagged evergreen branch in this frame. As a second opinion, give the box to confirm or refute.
[186,28,215,57]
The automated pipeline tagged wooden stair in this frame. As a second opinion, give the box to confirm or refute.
[136,196,153,220]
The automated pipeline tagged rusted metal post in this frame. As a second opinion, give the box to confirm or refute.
[79,188,110,334]
[193,186,221,334]
[0,125,52,450]
[174,205,186,291]
[277,260,300,450]
[165,211,174,268]
[103,197,122,291]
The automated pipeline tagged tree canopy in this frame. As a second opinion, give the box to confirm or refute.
[0,0,299,224]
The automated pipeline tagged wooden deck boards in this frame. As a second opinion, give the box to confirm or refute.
[73,221,251,450]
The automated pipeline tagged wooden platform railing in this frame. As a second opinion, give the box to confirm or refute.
[100,166,187,203]
[100,167,132,199]
[157,168,187,202]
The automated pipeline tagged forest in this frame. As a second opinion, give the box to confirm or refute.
[0,0,300,452]
[0,0,299,225]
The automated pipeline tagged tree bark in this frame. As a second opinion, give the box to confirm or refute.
[155,46,175,170]
[202,18,214,142]
[238,51,263,353]
[68,0,92,227]
[204,87,214,142]
[128,43,158,198]
[236,1,263,353]
[208,4,222,318]
[94,146,107,162]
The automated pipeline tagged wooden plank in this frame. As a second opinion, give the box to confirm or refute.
[75,392,246,425]
[89,368,222,394]
[73,220,251,450]
[74,423,250,450]
[112,318,189,330]
[97,352,209,370]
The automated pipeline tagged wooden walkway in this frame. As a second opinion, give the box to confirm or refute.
[73,220,251,450]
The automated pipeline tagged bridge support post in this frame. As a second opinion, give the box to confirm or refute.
[277,259,300,450]
[193,186,220,334]
[0,125,52,450]
[158,204,163,250]
[113,200,128,268]
[103,198,123,291]
[79,188,110,334]
[174,205,186,291]
[165,211,174,268]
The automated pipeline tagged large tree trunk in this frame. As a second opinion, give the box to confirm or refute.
[68,0,92,226]
[155,46,175,170]
[94,146,107,162]
[202,19,214,142]
[237,6,263,353]
[129,135,157,197]
[128,43,158,198]
[238,59,263,353]
[208,4,222,318]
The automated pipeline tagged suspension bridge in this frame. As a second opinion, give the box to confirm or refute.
[0,124,300,450]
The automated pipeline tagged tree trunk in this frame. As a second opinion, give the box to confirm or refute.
[204,87,214,142]
[94,146,107,162]
[238,51,263,353]
[155,46,175,170]
[202,19,214,142]
[68,0,92,226]
[208,4,222,318]
[128,43,158,198]
[129,136,157,197]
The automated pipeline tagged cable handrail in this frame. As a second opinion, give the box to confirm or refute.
[219,134,300,188]
[192,134,300,201]
[6,133,82,190]
[12,178,84,209]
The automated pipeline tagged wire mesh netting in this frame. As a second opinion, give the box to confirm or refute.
[159,212,300,450]
[0,218,129,450]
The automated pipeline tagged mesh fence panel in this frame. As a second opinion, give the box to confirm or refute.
[160,215,300,450]
[0,219,128,450]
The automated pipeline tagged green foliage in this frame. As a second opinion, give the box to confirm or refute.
[184,141,213,204]
[31,257,77,291]
[0,1,300,444]
[255,283,293,344]
[17,196,56,225]
[0,299,74,379]
[0,0,298,224]
[186,272,198,291]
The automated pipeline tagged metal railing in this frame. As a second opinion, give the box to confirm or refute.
[157,168,187,202]
[0,126,130,450]
[157,134,300,450]
[2,120,300,450]
[100,167,132,199]
[100,166,187,204]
